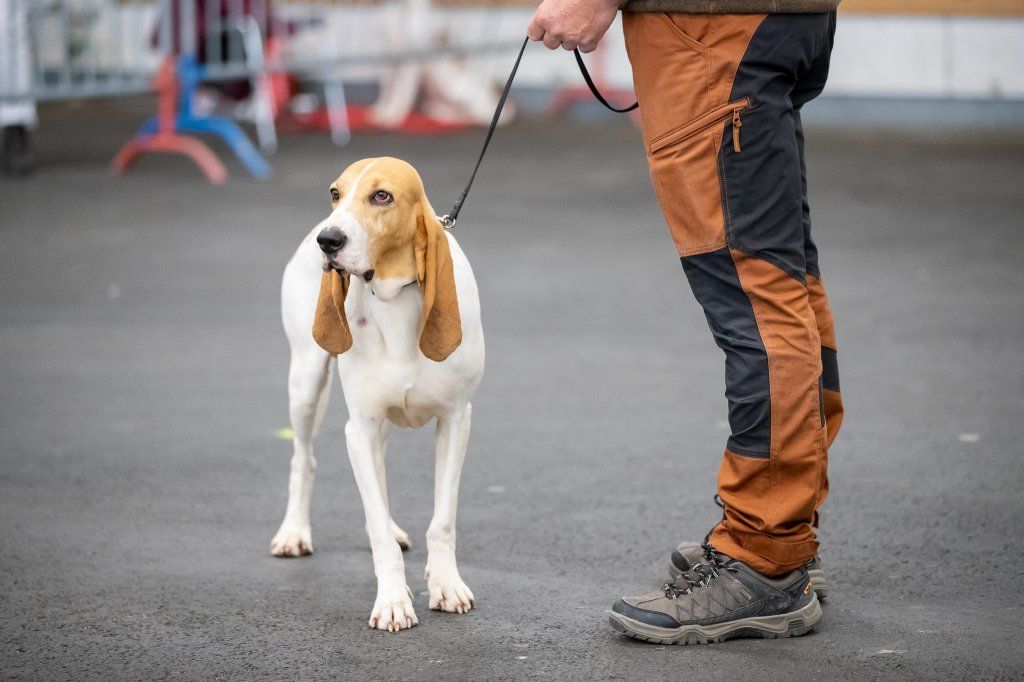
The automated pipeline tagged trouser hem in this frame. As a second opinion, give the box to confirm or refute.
[710,526,818,577]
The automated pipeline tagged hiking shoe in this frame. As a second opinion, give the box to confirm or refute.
[669,544,829,601]
[610,550,822,645]
[806,555,827,600]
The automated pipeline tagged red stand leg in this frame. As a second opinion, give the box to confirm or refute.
[111,58,229,185]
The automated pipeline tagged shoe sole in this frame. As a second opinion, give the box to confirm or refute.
[608,593,822,645]
[669,561,829,601]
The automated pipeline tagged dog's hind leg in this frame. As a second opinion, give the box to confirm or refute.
[373,422,411,551]
[347,415,417,632]
[270,346,333,557]
[425,403,475,614]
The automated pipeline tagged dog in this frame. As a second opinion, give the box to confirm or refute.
[270,158,485,632]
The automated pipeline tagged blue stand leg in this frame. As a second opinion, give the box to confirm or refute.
[175,116,272,180]
[165,56,272,181]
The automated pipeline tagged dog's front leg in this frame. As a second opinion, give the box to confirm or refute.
[271,350,332,557]
[425,403,475,614]
[345,416,417,632]
[374,422,411,551]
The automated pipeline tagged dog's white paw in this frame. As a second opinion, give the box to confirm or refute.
[369,584,418,632]
[426,567,475,614]
[270,523,313,557]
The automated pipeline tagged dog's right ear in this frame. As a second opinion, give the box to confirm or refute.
[415,209,462,362]
[312,270,352,355]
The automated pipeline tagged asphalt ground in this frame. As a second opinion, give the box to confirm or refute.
[2,101,1023,679]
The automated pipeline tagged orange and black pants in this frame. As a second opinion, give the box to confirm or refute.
[623,11,843,576]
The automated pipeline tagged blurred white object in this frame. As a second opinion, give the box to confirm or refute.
[371,0,513,129]
[0,0,38,128]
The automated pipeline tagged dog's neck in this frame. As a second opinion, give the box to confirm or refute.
[364,274,417,302]
[347,275,422,360]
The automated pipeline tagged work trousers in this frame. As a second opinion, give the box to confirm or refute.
[623,11,843,575]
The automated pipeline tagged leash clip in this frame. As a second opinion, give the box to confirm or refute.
[439,214,456,231]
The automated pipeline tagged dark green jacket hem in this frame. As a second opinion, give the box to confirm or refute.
[620,0,840,12]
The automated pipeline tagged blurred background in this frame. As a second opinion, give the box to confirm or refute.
[2,0,1023,173]
[2,0,1023,679]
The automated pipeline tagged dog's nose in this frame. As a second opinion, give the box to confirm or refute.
[317,227,347,254]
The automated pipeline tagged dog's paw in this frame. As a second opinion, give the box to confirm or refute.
[426,568,475,614]
[270,524,313,557]
[369,584,418,632]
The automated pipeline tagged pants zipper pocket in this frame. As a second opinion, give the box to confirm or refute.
[648,98,751,155]
[732,108,743,152]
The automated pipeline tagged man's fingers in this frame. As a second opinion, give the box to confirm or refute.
[578,39,598,54]
[560,39,579,51]
[526,16,545,42]
[527,13,564,51]
[542,33,562,50]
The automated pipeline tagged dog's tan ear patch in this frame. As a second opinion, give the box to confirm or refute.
[416,211,462,362]
[312,270,352,355]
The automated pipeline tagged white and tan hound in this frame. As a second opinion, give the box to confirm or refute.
[271,158,484,632]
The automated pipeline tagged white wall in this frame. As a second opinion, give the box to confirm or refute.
[828,16,1024,99]
[314,8,1024,102]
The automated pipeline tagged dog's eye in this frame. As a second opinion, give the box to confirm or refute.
[371,190,393,206]
[330,188,340,202]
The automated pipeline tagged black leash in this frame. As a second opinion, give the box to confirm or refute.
[441,38,639,230]
[573,48,639,114]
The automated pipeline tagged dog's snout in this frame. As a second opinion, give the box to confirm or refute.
[317,227,347,254]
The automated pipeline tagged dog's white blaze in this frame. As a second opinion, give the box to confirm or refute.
[339,161,376,210]
[316,161,376,274]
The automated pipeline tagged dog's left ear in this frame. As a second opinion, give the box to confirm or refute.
[415,207,462,362]
[312,269,352,355]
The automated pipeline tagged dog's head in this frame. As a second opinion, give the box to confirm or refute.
[311,157,461,362]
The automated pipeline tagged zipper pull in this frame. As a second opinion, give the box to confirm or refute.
[732,109,743,153]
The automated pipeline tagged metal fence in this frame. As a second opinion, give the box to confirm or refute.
[0,0,527,180]
[0,0,524,103]
[2,0,152,102]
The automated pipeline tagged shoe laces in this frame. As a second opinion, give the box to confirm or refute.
[662,545,728,598]
[664,495,732,599]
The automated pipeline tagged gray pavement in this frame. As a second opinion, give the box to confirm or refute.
[2,101,1023,679]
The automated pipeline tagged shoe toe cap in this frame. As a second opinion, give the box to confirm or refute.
[611,598,681,628]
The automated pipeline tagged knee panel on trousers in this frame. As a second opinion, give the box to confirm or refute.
[682,249,771,458]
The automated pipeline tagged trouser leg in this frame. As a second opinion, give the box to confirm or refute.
[624,10,836,576]
[796,113,843,451]
[791,14,842,524]
[797,111,842,527]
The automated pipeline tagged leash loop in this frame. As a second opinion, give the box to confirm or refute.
[572,48,638,113]
[444,37,638,230]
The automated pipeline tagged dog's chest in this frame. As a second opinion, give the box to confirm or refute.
[345,362,450,428]
[339,283,453,427]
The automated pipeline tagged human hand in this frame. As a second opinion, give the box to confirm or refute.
[526,0,619,53]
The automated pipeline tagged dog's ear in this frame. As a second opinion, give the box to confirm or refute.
[415,208,462,362]
[312,269,352,355]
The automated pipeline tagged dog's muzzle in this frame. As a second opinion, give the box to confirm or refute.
[317,226,373,281]
[317,227,347,255]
